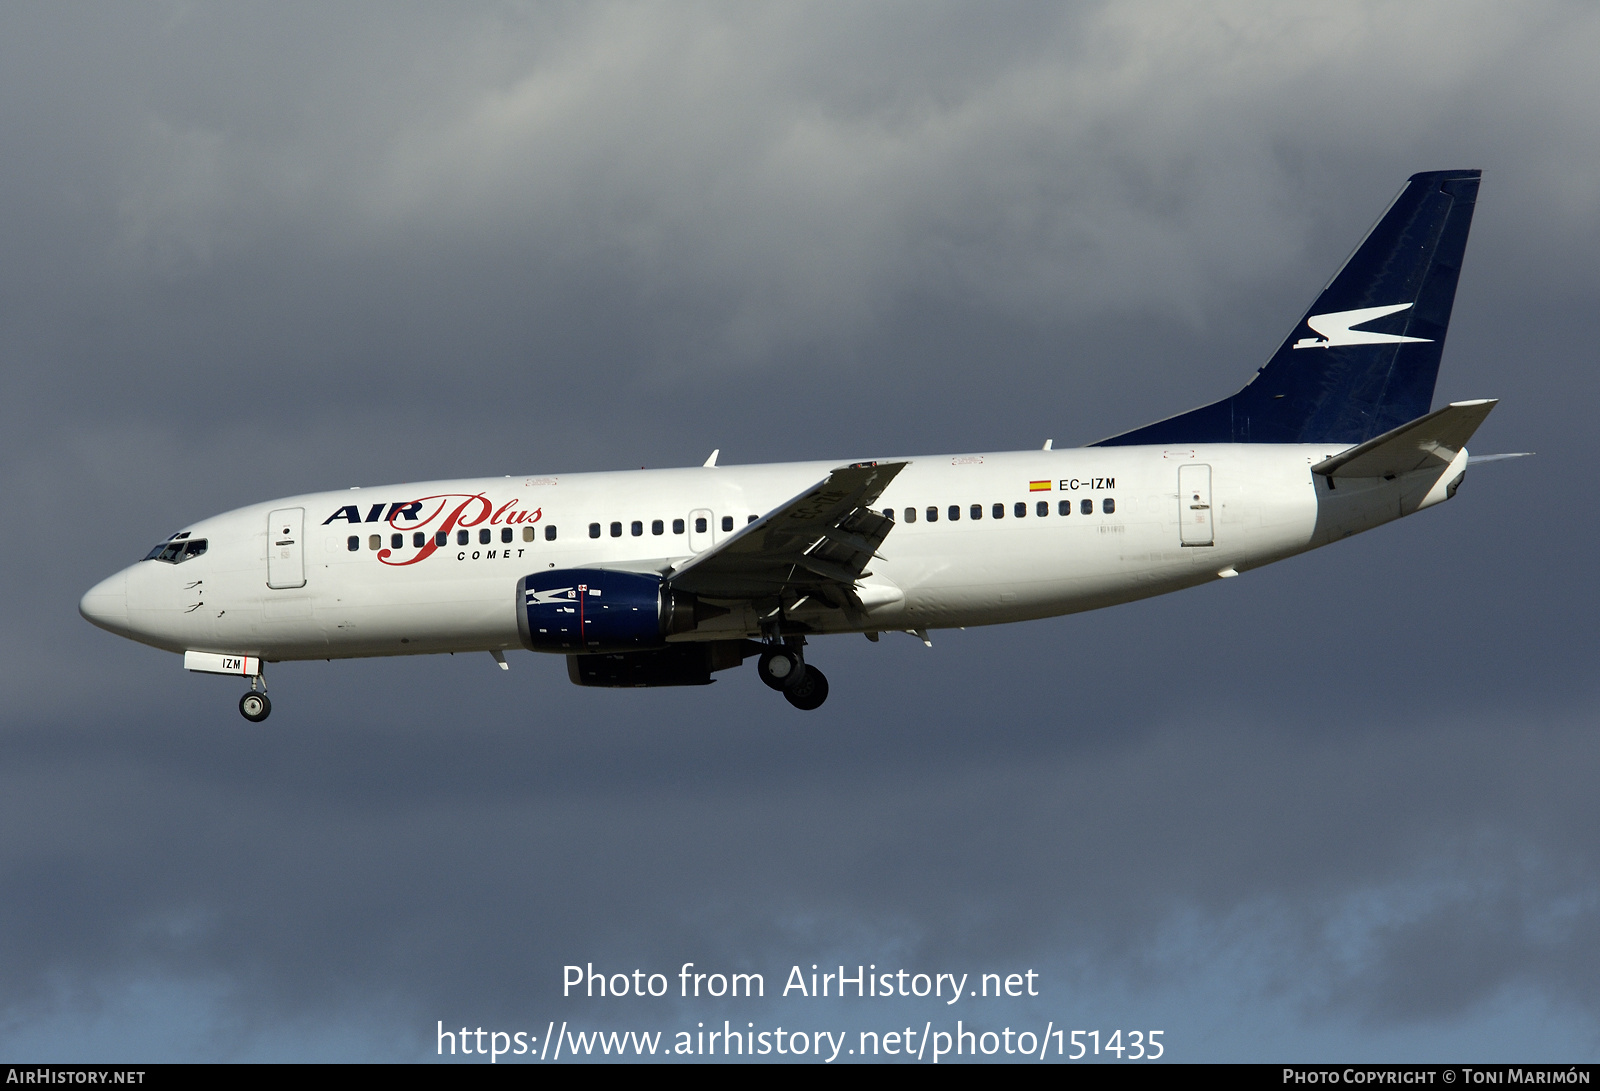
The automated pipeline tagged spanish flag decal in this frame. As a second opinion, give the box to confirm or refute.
[1029,480,1051,492]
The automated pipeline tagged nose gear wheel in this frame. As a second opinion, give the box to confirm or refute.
[239,692,272,722]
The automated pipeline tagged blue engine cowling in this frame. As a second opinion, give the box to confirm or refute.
[517,568,696,653]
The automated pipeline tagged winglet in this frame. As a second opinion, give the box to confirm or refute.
[703,449,719,468]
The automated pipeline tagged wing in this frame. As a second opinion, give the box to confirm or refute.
[669,461,908,604]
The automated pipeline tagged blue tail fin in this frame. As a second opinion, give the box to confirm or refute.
[1093,170,1481,446]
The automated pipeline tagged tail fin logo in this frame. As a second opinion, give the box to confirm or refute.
[1293,303,1433,350]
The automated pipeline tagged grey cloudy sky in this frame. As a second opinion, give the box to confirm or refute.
[3,0,1599,1062]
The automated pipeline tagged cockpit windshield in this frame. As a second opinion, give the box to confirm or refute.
[142,538,208,563]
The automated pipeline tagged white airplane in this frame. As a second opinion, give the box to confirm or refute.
[81,170,1511,718]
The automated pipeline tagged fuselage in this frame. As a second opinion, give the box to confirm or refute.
[75,169,1490,720]
[78,441,1453,663]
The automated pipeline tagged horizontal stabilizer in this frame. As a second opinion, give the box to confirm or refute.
[1312,399,1496,479]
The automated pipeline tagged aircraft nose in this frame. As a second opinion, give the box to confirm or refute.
[79,569,131,635]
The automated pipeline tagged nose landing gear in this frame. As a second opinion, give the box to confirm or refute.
[239,691,271,722]
[238,674,271,722]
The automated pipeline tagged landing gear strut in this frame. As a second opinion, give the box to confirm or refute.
[239,674,271,722]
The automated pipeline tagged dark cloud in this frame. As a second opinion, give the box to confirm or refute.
[2,0,1598,1060]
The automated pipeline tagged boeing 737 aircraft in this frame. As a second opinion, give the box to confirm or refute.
[81,170,1506,718]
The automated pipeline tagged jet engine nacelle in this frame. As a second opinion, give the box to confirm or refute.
[517,567,714,653]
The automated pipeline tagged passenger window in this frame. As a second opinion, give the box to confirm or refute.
[457,530,470,546]
[673,518,685,534]
[721,515,733,532]
[904,507,917,523]
[882,508,893,520]
[609,521,622,538]
[1015,502,1026,518]
[589,523,601,539]
[1103,498,1116,514]
[391,533,403,549]
[948,505,960,521]
[369,535,381,550]
[435,531,448,547]
[522,526,535,542]
[414,531,426,547]
[695,517,707,533]
[992,503,1004,519]
[1059,500,1071,516]
[747,514,758,524]
[631,520,643,537]
[652,519,664,535]
[545,525,557,541]
[926,506,938,523]
[347,536,359,552]
[1080,498,1093,515]
[970,504,982,521]
[501,527,513,543]
[1037,500,1049,517]
[479,528,491,545]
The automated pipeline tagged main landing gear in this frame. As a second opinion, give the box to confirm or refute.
[782,665,828,711]
[238,675,271,722]
[756,641,829,711]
